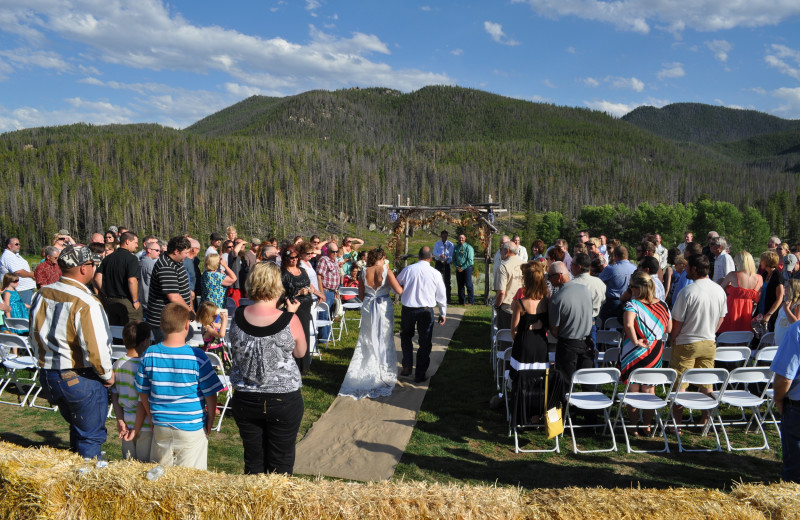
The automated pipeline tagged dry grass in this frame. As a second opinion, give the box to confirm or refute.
[0,441,795,520]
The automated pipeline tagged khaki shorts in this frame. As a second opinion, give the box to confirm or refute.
[152,425,208,470]
[671,340,716,390]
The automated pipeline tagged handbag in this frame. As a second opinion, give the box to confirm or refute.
[543,368,564,439]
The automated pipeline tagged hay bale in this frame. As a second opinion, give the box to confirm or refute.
[730,481,800,520]
[0,441,789,520]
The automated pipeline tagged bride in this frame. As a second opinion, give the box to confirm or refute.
[338,248,404,399]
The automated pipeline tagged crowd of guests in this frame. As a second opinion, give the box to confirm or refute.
[0,226,367,475]
[483,230,799,481]
[1,224,798,482]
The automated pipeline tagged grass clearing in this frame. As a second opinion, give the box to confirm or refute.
[0,304,784,489]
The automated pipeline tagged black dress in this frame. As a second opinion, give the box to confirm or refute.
[509,307,549,384]
[281,269,313,372]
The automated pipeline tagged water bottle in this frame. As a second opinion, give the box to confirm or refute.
[146,464,165,481]
[95,451,108,468]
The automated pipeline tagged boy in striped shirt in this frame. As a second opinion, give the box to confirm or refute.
[111,320,154,462]
[135,303,222,470]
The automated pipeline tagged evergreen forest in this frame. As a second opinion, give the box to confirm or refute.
[1,85,799,253]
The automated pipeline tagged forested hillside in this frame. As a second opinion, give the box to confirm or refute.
[622,103,800,145]
[1,87,798,252]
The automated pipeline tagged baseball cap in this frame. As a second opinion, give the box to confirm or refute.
[784,253,798,273]
[58,245,103,269]
[57,228,71,236]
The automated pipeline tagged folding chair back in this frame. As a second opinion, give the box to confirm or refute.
[716,331,754,347]
[597,346,620,367]
[493,329,512,383]
[715,346,751,365]
[627,367,677,388]
[595,330,622,350]
[677,368,729,388]
[725,366,772,386]
[206,352,232,432]
[757,332,776,349]
[4,317,29,333]
[510,368,563,453]
[751,346,778,366]
[570,367,619,387]
[604,317,622,330]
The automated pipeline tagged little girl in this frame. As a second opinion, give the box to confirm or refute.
[1,273,30,336]
[196,301,229,367]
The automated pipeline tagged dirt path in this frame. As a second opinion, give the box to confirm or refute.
[293,307,464,481]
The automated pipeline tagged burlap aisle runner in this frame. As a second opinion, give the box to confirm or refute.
[293,307,464,481]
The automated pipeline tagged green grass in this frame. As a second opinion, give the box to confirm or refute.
[394,306,782,489]
[0,304,784,489]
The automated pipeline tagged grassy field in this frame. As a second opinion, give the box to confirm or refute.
[0,304,784,489]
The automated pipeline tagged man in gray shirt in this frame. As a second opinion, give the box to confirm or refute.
[548,261,594,381]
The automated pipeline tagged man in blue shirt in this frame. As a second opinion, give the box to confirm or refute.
[771,320,800,483]
[597,245,636,325]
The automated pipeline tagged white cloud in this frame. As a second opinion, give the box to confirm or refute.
[544,78,556,88]
[584,100,637,118]
[608,76,644,92]
[484,21,520,46]
[0,1,450,94]
[706,39,732,62]
[584,97,669,117]
[0,97,135,132]
[772,87,800,118]
[657,62,685,80]
[0,48,71,72]
[583,77,599,87]
[566,46,576,54]
[511,0,800,35]
[305,1,321,12]
[765,44,800,81]
[451,48,463,56]
[420,6,431,12]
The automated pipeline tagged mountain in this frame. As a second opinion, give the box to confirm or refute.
[1,87,799,252]
[622,103,800,145]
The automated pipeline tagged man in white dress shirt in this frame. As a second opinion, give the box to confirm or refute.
[432,230,454,304]
[397,246,448,383]
[512,235,528,262]
[1,237,36,304]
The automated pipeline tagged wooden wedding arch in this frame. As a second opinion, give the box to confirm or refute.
[378,198,506,303]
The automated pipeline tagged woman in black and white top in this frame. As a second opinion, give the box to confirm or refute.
[228,261,307,475]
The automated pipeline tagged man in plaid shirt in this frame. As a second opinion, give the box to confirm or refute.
[315,243,341,343]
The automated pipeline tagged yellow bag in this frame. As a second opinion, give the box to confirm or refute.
[543,368,563,439]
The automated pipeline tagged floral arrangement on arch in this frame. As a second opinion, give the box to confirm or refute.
[387,206,491,258]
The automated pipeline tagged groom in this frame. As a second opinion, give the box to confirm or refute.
[396,246,448,383]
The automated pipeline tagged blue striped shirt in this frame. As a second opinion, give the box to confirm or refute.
[135,344,223,431]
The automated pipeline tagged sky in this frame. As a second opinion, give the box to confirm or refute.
[1,0,799,132]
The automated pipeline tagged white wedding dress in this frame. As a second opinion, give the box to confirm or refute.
[338,265,398,399]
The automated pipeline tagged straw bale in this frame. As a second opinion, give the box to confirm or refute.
[730,481,800,520]
[0,441,791,520]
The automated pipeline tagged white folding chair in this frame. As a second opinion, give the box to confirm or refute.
[614,368,677,453]
[0,334,40,407]
[564,367,620,453]
[338,287,363,329]
[496,348,513,423]
[597,346,620,368]
[713,367,773,451]
[667,368,729,452]
[751,345,778,366]
[755,374,781,440]
[4,317,29,334]
[595,330,622,367]
[716,331,754,348]
[714,346,751,368]
[493,329,512,388]
[604,317,622,330]
[756,332,776,349]
[206,352,232,432]
[509,368,560,453]
[313,301,335,348]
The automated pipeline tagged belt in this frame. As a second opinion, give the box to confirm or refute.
[404,306,433,310]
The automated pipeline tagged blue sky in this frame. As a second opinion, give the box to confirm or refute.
[1,0,799,132]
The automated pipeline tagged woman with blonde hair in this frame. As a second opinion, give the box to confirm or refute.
[718,251,763,333]
[227,261,306,475]
[619,271,671,435]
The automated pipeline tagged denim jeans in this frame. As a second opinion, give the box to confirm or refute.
[456,265,474,304]
[782,400,800,483]
[40,368,109,459]
[400,306,434,378]
[232,390,304,475]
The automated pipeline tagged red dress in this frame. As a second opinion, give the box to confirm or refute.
[718,273,759,333]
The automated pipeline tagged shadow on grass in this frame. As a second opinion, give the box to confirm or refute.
[396,307,783,489]
[1,430,70,451]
